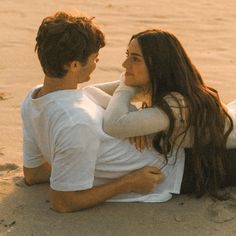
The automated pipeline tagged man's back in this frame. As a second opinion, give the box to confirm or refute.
[21,85,185,202]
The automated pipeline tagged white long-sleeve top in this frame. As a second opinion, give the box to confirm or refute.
[85,78,236,149]
[102,80,193,148]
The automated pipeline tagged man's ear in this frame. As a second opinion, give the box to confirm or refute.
[66,61,82,72]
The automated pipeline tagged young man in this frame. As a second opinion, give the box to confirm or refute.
[21,11,185,213]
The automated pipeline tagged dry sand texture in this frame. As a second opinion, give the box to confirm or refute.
[0,0,236,235]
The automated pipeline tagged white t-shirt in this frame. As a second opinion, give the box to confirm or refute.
[21,85,185,202]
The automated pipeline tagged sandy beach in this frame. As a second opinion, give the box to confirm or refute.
[0,0,236,235]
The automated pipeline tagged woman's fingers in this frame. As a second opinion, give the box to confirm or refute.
[130,135,152,152]
[135,136,142,151]
[129,137,135,145]
[140,136,146,151]
[145,135,152,149]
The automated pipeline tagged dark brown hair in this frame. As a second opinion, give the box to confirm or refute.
[131,29,233,198]
[35,11,105,78]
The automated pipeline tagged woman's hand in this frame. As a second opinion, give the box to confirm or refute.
[128,101,153,152]
[129,135,152,152]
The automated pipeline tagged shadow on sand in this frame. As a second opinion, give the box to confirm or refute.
[0,163,235,236]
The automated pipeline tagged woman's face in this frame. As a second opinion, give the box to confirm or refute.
[122,38,150,88]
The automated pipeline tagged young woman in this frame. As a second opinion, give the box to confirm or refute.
[86,29,236,199]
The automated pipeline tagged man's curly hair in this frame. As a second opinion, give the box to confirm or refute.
[35,11,105,78]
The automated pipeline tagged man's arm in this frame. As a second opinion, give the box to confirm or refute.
[51,166,164,213]
[23,125,163,212]
[23,162,51,185]
[23,159,164,213]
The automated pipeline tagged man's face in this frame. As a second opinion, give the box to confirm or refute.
[78,53,99,83]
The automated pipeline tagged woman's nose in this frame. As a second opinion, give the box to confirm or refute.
[122,58,129,68]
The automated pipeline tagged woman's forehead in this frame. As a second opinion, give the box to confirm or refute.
[128,38,142,54]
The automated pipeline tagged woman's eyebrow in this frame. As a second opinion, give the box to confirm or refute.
[130,52,143,57]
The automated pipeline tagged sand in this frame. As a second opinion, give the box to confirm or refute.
[0,0,236,235]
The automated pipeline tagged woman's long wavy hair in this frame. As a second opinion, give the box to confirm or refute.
[131,29,233,198]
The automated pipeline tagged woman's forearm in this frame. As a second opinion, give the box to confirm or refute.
[93,80,120,95]
[83,80,120,109]
[103,84,169,138]
[83,86,111,109]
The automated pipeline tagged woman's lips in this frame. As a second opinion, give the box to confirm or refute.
[125,71,133,76]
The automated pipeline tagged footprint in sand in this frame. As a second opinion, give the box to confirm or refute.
[0,92,11,101]
[224,193,236,213]
[0,163,25,187]
[0,148,4,156]
[0,163,19,172]
[12,175,28,188]
[207,200,236,223]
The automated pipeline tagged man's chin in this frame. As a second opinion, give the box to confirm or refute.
[79,76,90,83]
[85,76,90,81]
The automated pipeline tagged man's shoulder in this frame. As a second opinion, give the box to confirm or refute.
[21,87,92,121]
[51,89,104,133]
[57,90,98,120]
[21,87,102,132]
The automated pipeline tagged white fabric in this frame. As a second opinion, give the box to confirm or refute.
[104,82,170,137]
[21,85,185,202]
[226,101,236,148]
[103,78,236,149]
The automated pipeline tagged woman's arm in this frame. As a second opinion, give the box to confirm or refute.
[83,80,120,109]
[92,80,120,95]
[103,82,170,138]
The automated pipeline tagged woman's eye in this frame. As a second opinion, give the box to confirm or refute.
[131,56,140,62]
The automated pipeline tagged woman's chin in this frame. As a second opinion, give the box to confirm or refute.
[124,79,133,86]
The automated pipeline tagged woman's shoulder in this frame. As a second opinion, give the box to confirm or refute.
[163,92,186,108]
[227,100,236,111]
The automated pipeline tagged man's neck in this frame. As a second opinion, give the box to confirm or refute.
[37,75,79,98]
